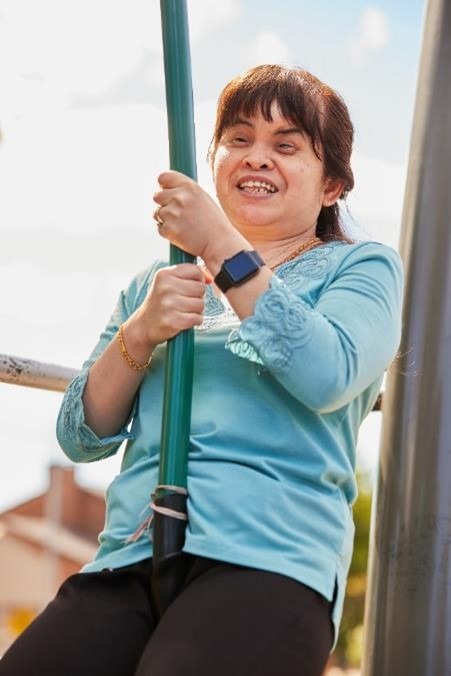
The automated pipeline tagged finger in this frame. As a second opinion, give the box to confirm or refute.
[185,266,212,287]
[170,263,207,282]
[165,278,206,299]
[153,186,180,206]
[172,311,204,330]
[170,296,205,314]
[157,170,191,189]
[184,265,213,286]
[155,267,206,296]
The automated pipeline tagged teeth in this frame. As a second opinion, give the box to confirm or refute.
[238,180,277,193]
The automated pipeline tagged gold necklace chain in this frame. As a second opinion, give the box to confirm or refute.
[269,237,323,271]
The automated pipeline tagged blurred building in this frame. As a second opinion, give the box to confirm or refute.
[0,466,105,655]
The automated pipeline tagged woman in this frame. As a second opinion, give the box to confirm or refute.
[0,65,403,676]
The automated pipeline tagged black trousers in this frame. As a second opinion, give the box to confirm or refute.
[0,555,333,676]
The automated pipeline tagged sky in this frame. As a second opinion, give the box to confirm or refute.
[0,0,426,511]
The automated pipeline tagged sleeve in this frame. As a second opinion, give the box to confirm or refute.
[225,243,403,414]
[56,262,163,463]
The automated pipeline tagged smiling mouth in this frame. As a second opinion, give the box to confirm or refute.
[237,180,278,194]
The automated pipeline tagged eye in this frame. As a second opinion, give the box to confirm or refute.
[233,136,248,144]
[278,142,296,153]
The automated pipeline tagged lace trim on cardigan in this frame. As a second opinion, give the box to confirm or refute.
[273,242,340,281]
[226,277,315,371]
[62,367,91,443]
[61,364,134,451]
[196,292,239,333]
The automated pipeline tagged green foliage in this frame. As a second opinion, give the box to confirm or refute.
[334,475,373,668]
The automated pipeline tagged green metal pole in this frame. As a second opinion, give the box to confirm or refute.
[362,0,451,673]
[152,0,197,616]
[159,0,197,487]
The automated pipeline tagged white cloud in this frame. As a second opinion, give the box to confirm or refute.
[361,7,390,49]
[248,30,292,67]
[0,262,100,326]
[188,0,242,40]
[0,104,169,231]
[0,98,223,236]
[0,0,163,117]
[347,153,406,248]
[0,0,242,119]
[348,6,389,66]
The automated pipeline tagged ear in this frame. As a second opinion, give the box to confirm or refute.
[322,178,345,207]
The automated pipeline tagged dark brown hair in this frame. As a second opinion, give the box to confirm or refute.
[209,65,355,242]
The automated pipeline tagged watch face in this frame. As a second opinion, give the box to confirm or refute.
[225,254,259,282]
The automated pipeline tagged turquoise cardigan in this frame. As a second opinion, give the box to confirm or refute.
[56,240,403,646]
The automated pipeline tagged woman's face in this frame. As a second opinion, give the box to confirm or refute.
[213,103,339,241]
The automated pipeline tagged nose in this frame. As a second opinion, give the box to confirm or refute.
[242,144,274,170]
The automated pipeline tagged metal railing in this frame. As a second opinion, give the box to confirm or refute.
[0,352,384,411]
[0,354,79,393]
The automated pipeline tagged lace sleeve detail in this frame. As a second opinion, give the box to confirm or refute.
[225,244,403,414]
[225,276,314,370]
[56,363,135,464]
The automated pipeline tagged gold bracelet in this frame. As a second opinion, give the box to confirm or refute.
[117,323,152,371]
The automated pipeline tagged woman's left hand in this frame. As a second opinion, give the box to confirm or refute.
[153,171,233,259]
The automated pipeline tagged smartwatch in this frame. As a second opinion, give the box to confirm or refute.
[214,250,265,293]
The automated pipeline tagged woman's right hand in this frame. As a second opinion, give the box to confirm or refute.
[124,263,209,355]
[81,263,209,439]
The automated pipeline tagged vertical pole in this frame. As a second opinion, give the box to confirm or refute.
[158,0,197,493]
[362,0,451,674]
[152,0,197,616]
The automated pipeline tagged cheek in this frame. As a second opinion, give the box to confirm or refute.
[213,147,232,189]
[299,162,326,197]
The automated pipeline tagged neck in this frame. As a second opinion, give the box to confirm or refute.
[246,231,318,267]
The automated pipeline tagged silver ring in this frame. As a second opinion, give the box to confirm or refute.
[154,206,164,227]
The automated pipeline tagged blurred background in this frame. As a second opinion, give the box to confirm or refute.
[0,0,425,669]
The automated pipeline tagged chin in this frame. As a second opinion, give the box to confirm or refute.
[228,205,277,230]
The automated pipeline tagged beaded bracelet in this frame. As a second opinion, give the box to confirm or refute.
[117,323,152,371]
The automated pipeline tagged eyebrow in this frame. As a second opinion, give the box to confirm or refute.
[229,118,304,136]
[230,117,253,129]
[274,127,304,137]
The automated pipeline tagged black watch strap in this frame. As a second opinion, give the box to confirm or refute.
[214,250,265,293]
